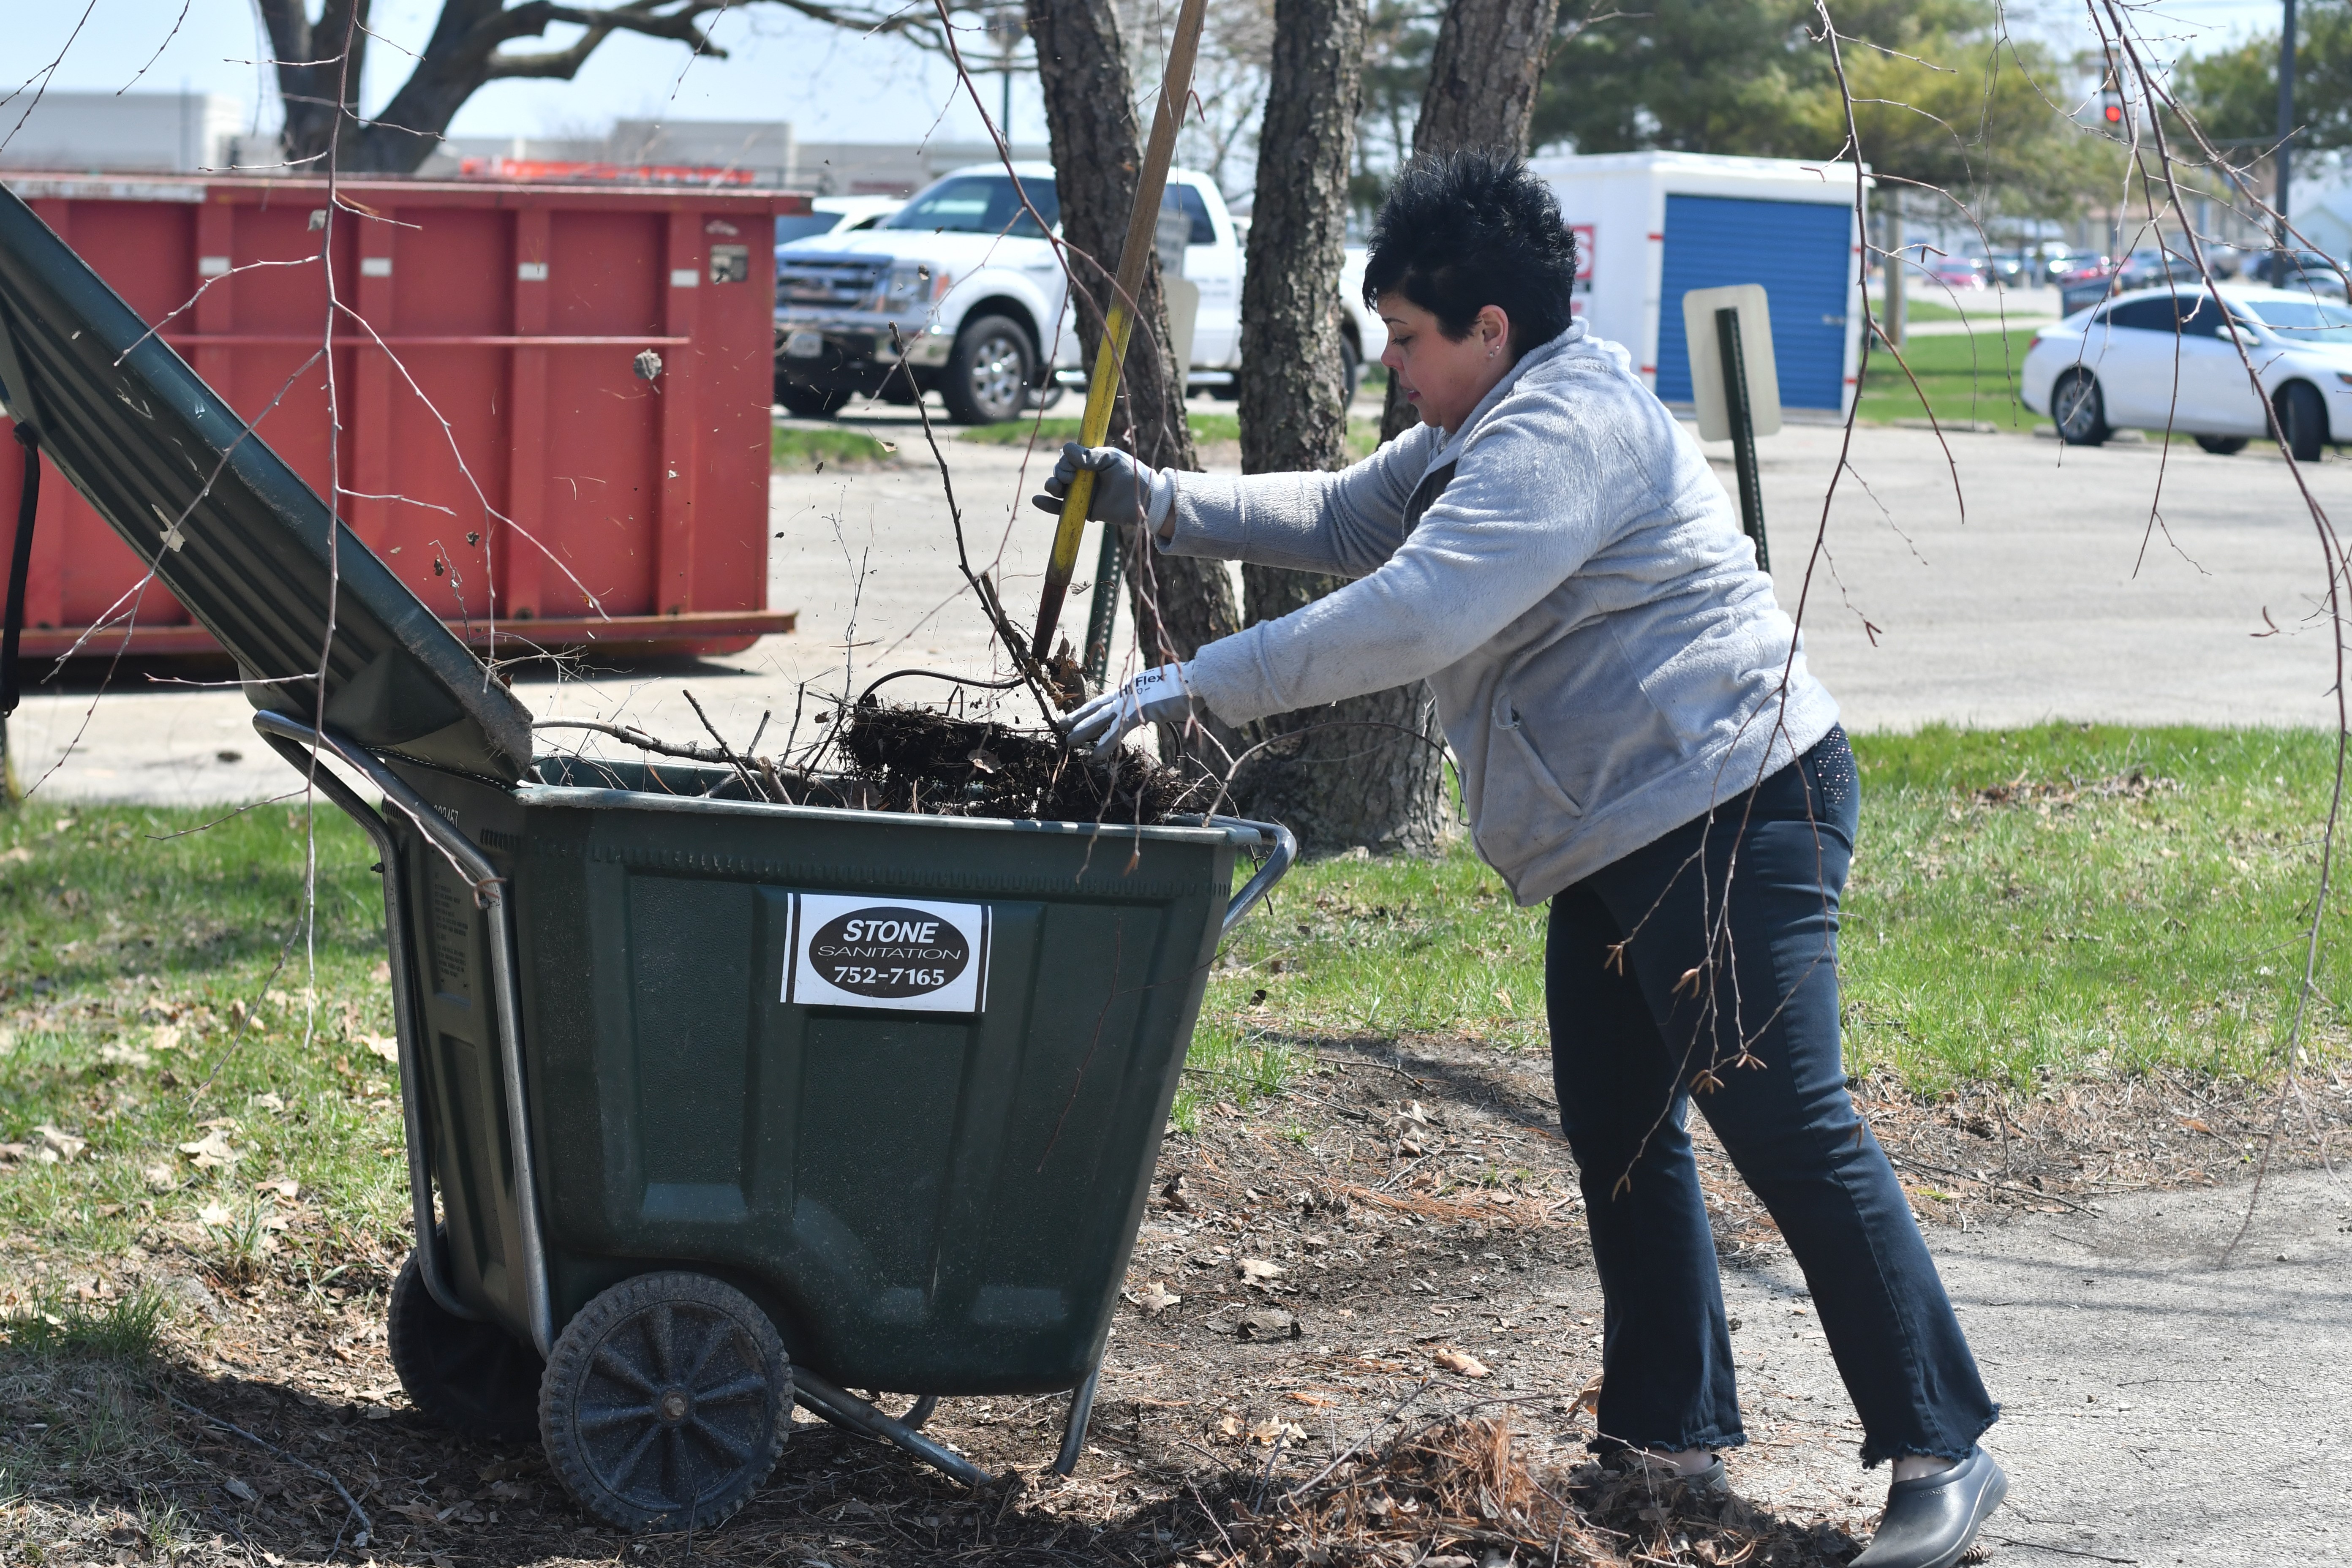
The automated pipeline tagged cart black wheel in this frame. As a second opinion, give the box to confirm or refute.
[386,1247,542,1443]
[539,1272,790,1533]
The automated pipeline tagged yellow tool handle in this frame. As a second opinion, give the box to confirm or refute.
[1028,0,1206,667]
[1042,300,1134,593]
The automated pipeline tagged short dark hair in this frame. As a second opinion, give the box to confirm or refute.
[1361,149,1577,358]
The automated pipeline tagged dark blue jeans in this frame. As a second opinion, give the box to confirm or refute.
[1546,726,1996,1466]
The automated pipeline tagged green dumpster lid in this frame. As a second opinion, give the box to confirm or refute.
[0,187,535,783]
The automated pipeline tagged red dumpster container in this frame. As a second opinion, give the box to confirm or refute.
[0,173,807,662]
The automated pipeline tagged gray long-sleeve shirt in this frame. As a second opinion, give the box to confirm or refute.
[1158,321,1839,904]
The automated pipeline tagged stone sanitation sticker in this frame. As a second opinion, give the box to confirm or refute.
[783,893,992,1013]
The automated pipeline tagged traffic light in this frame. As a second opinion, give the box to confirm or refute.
[2102,92,2124,128]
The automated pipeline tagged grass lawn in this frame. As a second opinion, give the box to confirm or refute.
[2,725,2341,1272]
[1181,724,2344,1124]
[0,802,411,1306]
[771,425,901,470]
[1856,327,2041,430]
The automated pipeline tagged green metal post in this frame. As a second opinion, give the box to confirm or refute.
[1082,524,1122,689]
[1714,306,1769,573]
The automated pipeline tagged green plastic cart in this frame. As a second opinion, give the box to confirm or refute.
[0,187,1295,1531]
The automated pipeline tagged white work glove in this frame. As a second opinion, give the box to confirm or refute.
[1062,662,1196,756]
[1030,441,1173,531]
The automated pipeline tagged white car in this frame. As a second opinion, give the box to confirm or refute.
[2020,284,2352,459]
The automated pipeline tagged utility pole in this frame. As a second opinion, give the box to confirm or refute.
[2279,0,2299,245]
[1883,186,1905,350]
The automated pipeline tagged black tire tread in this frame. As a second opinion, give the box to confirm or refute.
[385,1248,542,1443]
[539,1271,790,1533]
[2053,370,2108,447]
[2276,381,2328,463]
[942,314,1033,425]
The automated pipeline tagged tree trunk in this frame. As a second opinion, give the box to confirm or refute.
[261,0,736,176]
[1235,0,1361,482]
[1375,0,1565,440]
[1226,0,1444,854]
[1026,0,1245,776]
[256,0,373,172]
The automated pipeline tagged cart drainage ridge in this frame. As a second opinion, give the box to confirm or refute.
[0,183,1297,1530]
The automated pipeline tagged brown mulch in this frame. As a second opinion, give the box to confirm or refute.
[1217,1413,1865,1567]
[2,1030,2340,1567]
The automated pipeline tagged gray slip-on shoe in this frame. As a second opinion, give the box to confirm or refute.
[1850,1446,2008,1568]
[1682,1455,1728,1500]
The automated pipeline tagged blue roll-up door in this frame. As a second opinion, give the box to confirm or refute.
[1655,194,1851,410]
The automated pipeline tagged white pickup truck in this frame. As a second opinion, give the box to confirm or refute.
[774,161,1386,424]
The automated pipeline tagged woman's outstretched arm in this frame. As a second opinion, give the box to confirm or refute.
[1154,423,1437,579]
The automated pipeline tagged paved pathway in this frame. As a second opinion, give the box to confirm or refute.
[9,402,2350,803]
[1720,1168,2352,1565]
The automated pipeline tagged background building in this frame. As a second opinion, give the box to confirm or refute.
[0,91,246,174]
[416,124,1046,195]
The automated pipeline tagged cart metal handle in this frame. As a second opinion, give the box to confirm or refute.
[1209,815,1298,939]
[249,717,479,1328]
[251,710,556,1359]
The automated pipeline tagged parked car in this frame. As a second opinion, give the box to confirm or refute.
[1987,252,2031,288]
[2020,284,2352,460]
[2112,248,2196,292]
[773,163,1384,424]
[2058,275,2118,317]
[2046,251,2111,286]
[1923,253,1989,291]
[2246,248,2349,298]
[2032,244,2086,284]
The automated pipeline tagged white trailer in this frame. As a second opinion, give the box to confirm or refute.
[1525,151,1867,416]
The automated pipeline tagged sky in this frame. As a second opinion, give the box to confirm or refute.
[8,0,1043,149]
[3,0,2306,156]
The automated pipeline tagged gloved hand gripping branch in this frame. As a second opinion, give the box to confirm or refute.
[1060,662,1197,756]
[1029,442,1175,534]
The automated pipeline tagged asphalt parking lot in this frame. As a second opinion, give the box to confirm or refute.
[8,400,2349,804]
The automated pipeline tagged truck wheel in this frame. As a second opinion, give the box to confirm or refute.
[778,384,851,419]
[2051,370,2109,446]
[1340,335,1362,400]
[2275,381,2328,463]
[540,1272,790,1533]
[2194,435,2249,455]
[386,1247,541,1443]
[942,315,1033,425]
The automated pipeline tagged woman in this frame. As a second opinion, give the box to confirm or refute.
[1043,150,2004,1568]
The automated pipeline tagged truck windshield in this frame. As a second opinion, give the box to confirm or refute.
[884,175,1060,240]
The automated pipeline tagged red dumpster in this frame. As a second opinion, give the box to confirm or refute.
[0,173,807,662]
